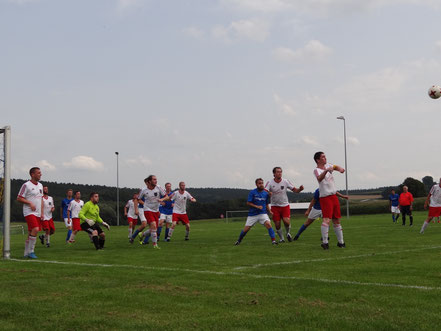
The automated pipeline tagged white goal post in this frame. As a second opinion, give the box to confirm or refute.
[1,126,11,259]
[225,202,310,223]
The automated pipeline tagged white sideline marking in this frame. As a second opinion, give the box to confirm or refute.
[8,258,441,291]
[234,245,441,270]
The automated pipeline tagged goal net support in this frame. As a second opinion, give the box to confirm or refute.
[1,126,11,259]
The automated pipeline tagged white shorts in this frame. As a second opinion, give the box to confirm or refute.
[245,214,270,227]
[160,214,173,223]
[308,207,322,221]
[64,218,71,227]
[391,206,400,213]
[138,208,146,222]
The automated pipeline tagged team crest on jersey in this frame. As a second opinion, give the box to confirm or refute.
[154,193,158,196]
[40,189,42,193]
[184,197,187,200]
[281,186,284,189]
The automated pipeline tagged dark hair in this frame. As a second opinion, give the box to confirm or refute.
[89,192,99,199]
[144,175,155,184]
[272,167,282,175]
[165,182,171,186]
[74,191,80,196]
[314,152,324,163]
[255,178,264,184]
[29,167,40,176]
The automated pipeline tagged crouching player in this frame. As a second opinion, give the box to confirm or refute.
[420,179,441,234]
[294,188,348,241]
[235,178,277,246]
[40,186,55,247]
[79,192,110,250]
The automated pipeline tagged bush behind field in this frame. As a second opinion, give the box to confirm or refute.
[345,197,426,215]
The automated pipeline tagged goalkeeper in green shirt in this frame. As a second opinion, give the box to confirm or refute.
[79,192,110,250]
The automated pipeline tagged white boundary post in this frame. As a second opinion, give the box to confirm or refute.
[2,126,11,259]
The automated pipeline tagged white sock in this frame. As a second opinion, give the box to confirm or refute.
[152,232,157,245]
[321,224,329,244]
[46,234,50,244]
[284,224,291,235]
[421,221,430,233]
[277,228,284,240]
[143,229,150,237]
[185,230,190,238]
[69,233,76,241]
[29,236,37,253]
[128,228,133,238]
[24,237,30,256]
[333,224,344,244]
[168,228,174,238]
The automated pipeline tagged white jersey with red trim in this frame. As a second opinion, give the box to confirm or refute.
[429,184,441,207]
[125,199,138,219]
[42,196,54,221]
[68,199,84,218]
[138,185,166,212]
[314,163,336,198]
[171,190,194,215]
[17,180,43,217]
[265,178,295,207]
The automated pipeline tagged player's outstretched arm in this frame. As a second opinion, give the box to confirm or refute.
[333,165,345,173]
[336,191,349,200]
[292,185,304,193]
[190,197,197,203]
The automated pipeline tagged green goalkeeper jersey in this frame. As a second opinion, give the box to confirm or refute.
[79,201,104,224]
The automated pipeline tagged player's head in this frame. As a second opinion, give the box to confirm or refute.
[391,189,395,194]
[314,151,326,165]
[66,189,73,198]
[145,175,157,187]
[43,186,49,195]
[403,186,408,193]
[179,181,185,191]
[255,178,264,190]
[132,192,138,199]
[74,191,81,199]
[29,167,41,181]
[165,182,171,191]
[272,167,282,179]
[90,192,99,204]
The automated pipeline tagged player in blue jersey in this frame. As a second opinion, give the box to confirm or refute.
[235,178,277,246]
[60,189,73,242]
[293,189,348,241]
[388,189,400,223]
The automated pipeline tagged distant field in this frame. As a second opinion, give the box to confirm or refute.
[1,211,441,330]
[348,194,382,200]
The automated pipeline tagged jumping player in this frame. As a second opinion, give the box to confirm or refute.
[265,167,304,242]
[235,178,277,246]
[388,189,400,223]
[313,152,346,250]
[165,182,196,241]
[124,193,139,239]
[39,186,55,247]
[17,167,44,259]
[60,189,74,242]
[294,188,348,241]
[67,191,84,243]
[79,192,110,250]
[420,179,441,234]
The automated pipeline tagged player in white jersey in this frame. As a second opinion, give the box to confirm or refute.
[165,182,196,241]
[124,193,139,239]
[420,179,441,233]
[129,175,165,249]
[313,152,346,250]
[265,167,304,242]
[67,191,84,243]
[39,186,55,247]
[17,167,44,259]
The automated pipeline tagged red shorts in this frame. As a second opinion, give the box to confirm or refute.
[25,214,41,231]
[319,195,341,219]
[429,206,441,218]
[41,219,55,232]
[72,218,81,231]
[173,213,190,225]
[127,217,138,226]
[144,211,159,225]
[271,205,291,221]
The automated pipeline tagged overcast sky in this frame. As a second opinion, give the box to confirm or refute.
[2,0,441,192]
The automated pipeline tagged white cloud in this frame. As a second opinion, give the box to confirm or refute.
[273,93,296,116]
[272,40,332,63]
[36,160,56,171]
[301,136,320,147]
[63,156,104,171]
[220,0,292,13]
[284,167,301,179]
[335,136,360,146]
[211,18,270,43]
[126,155,152,167]
[182,26,205,39]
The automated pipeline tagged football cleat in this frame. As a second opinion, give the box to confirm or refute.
[185,237,189,241]
[321,243,329,250]
[234,241,240,246]
[153,245,161,250]
[337,242,346,248]
[46,243,50,248]
[279,239,285,243]
[39,235,45,245]
[129,238,134,244]
[272,241,278,245]
[287,233,293,242]
[28,252,38,259]
[293,235,299,241]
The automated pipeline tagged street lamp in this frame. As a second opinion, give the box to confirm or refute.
[115,152,119,226]
[336,116,349,219]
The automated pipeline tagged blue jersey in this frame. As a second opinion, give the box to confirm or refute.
[138,197,145,209]
[247,188,270,216]
[61,198,73,218]
[159,192,173,215]
[313,189,321,210]
[389,193,399,207]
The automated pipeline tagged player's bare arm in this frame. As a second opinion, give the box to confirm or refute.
[336,191,349,200]
[17,196,36,211]
[247,202,262,210]
[292,185,304,193]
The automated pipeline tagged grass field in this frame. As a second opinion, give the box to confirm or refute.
[1,211,441,330]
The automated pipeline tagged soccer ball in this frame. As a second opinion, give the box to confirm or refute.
[428,85,441,99]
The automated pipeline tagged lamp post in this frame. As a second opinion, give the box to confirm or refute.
[336,116,349,219]
[115,152,119,226]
